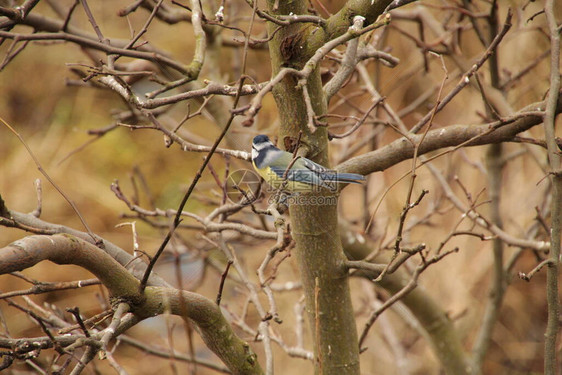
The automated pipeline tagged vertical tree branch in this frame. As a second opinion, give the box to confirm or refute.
[262,1,393,374]
[472,142,505,372]
[471,4,507,371]
[543,1,561,374]
[187,0,206,79]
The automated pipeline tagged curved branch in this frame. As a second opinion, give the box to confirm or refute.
[0,234,264,374]
[3,209,170,287]
[0,235,140,298]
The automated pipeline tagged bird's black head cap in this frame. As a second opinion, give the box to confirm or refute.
[253,135,271,145]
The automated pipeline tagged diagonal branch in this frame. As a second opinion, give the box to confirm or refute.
[336,97,560,176]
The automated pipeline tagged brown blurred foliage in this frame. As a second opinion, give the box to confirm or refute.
[0,0,560,374]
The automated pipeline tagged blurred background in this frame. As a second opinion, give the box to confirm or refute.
[0,0,558,374]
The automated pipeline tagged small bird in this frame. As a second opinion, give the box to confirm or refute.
[251,134,365,192]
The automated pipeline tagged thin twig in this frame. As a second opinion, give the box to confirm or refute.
[138,0,259,294]
[358,247,459,348]
[0,116,100,245]
[519,258,553,282]
[409,9,513,133]
[216,260,233,305]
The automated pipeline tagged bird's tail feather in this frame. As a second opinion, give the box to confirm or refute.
[335,173,365,184]
[318,172,365,190]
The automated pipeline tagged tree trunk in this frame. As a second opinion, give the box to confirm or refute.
[265,1,360,373]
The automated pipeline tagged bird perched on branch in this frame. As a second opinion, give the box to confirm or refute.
[251,134,365,192]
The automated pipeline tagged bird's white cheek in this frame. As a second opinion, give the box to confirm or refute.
[251,148,258,160]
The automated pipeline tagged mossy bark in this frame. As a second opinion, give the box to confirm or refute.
[265,1,362,374]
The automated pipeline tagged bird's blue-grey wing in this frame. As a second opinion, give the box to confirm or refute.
[271,163,337,191]
[270,166,329,187]
[300,158,341,187]
[301,157,365,184]
[300,157,329,173]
